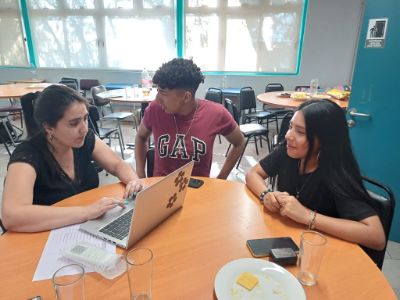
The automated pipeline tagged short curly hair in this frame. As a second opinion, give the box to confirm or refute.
[153,58,205,96]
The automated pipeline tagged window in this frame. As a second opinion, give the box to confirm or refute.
[0,0,29,67]
[185,0,306,73]
[27,0,176,69]
[1,0,306,73]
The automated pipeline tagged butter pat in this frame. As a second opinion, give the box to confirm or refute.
[236,272,259,291]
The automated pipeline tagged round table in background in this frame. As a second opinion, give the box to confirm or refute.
[257,91,349,110]
[0,83,52,99]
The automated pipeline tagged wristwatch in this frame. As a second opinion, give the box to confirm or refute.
[258,189,271,202]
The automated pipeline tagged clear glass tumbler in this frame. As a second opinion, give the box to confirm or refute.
[297,230,327,286]
[52,264,85,300]
[125,248,153,300]
[310,78,319,97]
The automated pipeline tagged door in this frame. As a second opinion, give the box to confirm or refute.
[348,0,400,241]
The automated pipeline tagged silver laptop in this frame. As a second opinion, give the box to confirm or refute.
[80,161,194,249]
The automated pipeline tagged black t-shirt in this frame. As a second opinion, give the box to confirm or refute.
[8,130,99,206]
[259,143,376,221]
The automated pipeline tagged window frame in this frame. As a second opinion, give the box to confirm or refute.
[2,0,307,75]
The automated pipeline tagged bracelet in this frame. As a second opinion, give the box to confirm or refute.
[258,188,272,203]
[308,210,317,230]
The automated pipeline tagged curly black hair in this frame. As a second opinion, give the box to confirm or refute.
[152,58,205,96]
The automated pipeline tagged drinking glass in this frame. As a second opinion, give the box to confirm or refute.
[125,248,153,300]
[52,264,85,300]
[310,78,319,97]
[297,230,327,286]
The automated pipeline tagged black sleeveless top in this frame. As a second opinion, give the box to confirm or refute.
[8,130,99,205]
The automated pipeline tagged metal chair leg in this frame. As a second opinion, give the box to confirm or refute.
[116,120,125,149]
[236,137,251,169]
[254,136,259,155]
[225,143,232,157]
[116,131,125,160]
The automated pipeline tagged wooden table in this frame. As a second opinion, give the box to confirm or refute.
[0,83,52,99]
[98,87,156,104]
[0,178,395,300]
[257,91,349,110]
[7,79,45,84]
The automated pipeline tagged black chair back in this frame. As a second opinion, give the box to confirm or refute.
[225,98,240,124]
[276,111,294,145]
[362,176,396,269]
[146,147,155,177]
[265,83,284,92]
[20,92,41,138]
[91,85,109,107]
[60,77,79,91]
[205,88,223,104]
[239,87,256,111]
[294,85,320,92]
[87,106,100,135]
[294,85,310,92]
[80,79,100,91]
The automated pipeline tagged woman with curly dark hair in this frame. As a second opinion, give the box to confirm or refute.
[246,99,385,251]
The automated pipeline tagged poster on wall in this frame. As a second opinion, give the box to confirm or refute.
[365,18,388,48]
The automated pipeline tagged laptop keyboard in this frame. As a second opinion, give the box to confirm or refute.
[99,209,134,240]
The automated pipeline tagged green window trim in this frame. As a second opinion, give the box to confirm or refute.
[2,0,308,76]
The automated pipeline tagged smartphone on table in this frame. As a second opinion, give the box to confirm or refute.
[246,237,299,257]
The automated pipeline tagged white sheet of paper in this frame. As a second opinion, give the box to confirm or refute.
[32,224,115,281]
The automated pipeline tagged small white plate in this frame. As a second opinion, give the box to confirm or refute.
[214,258,305,300]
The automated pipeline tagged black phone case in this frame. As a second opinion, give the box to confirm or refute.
[246,237,299,257]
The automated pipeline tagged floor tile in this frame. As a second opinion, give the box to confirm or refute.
[382,258,400,289]
[393,288,400,299]
[387,240,400,260]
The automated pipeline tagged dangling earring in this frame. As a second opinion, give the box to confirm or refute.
[317,151,320,161]
[49,133,54,142]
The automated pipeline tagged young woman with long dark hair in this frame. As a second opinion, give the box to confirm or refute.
[246,99,385,251]
[1,85,142,232]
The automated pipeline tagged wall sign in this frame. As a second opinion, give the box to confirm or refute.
[365,18,388,48]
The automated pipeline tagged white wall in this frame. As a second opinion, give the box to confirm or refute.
[0,0,364,98]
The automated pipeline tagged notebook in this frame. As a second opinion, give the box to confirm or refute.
[80,161,194,249]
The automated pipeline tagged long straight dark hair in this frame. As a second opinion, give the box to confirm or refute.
[297,99,372,205]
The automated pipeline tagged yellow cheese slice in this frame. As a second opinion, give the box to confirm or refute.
[236,272,259,291]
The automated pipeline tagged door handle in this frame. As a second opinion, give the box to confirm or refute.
[348,108,371,118]
[347,108,371,128]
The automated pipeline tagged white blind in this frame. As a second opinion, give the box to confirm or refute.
[5,0,306,72]
[185,0,305,73]
[27,0,176,69]
[0,0,29,67]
